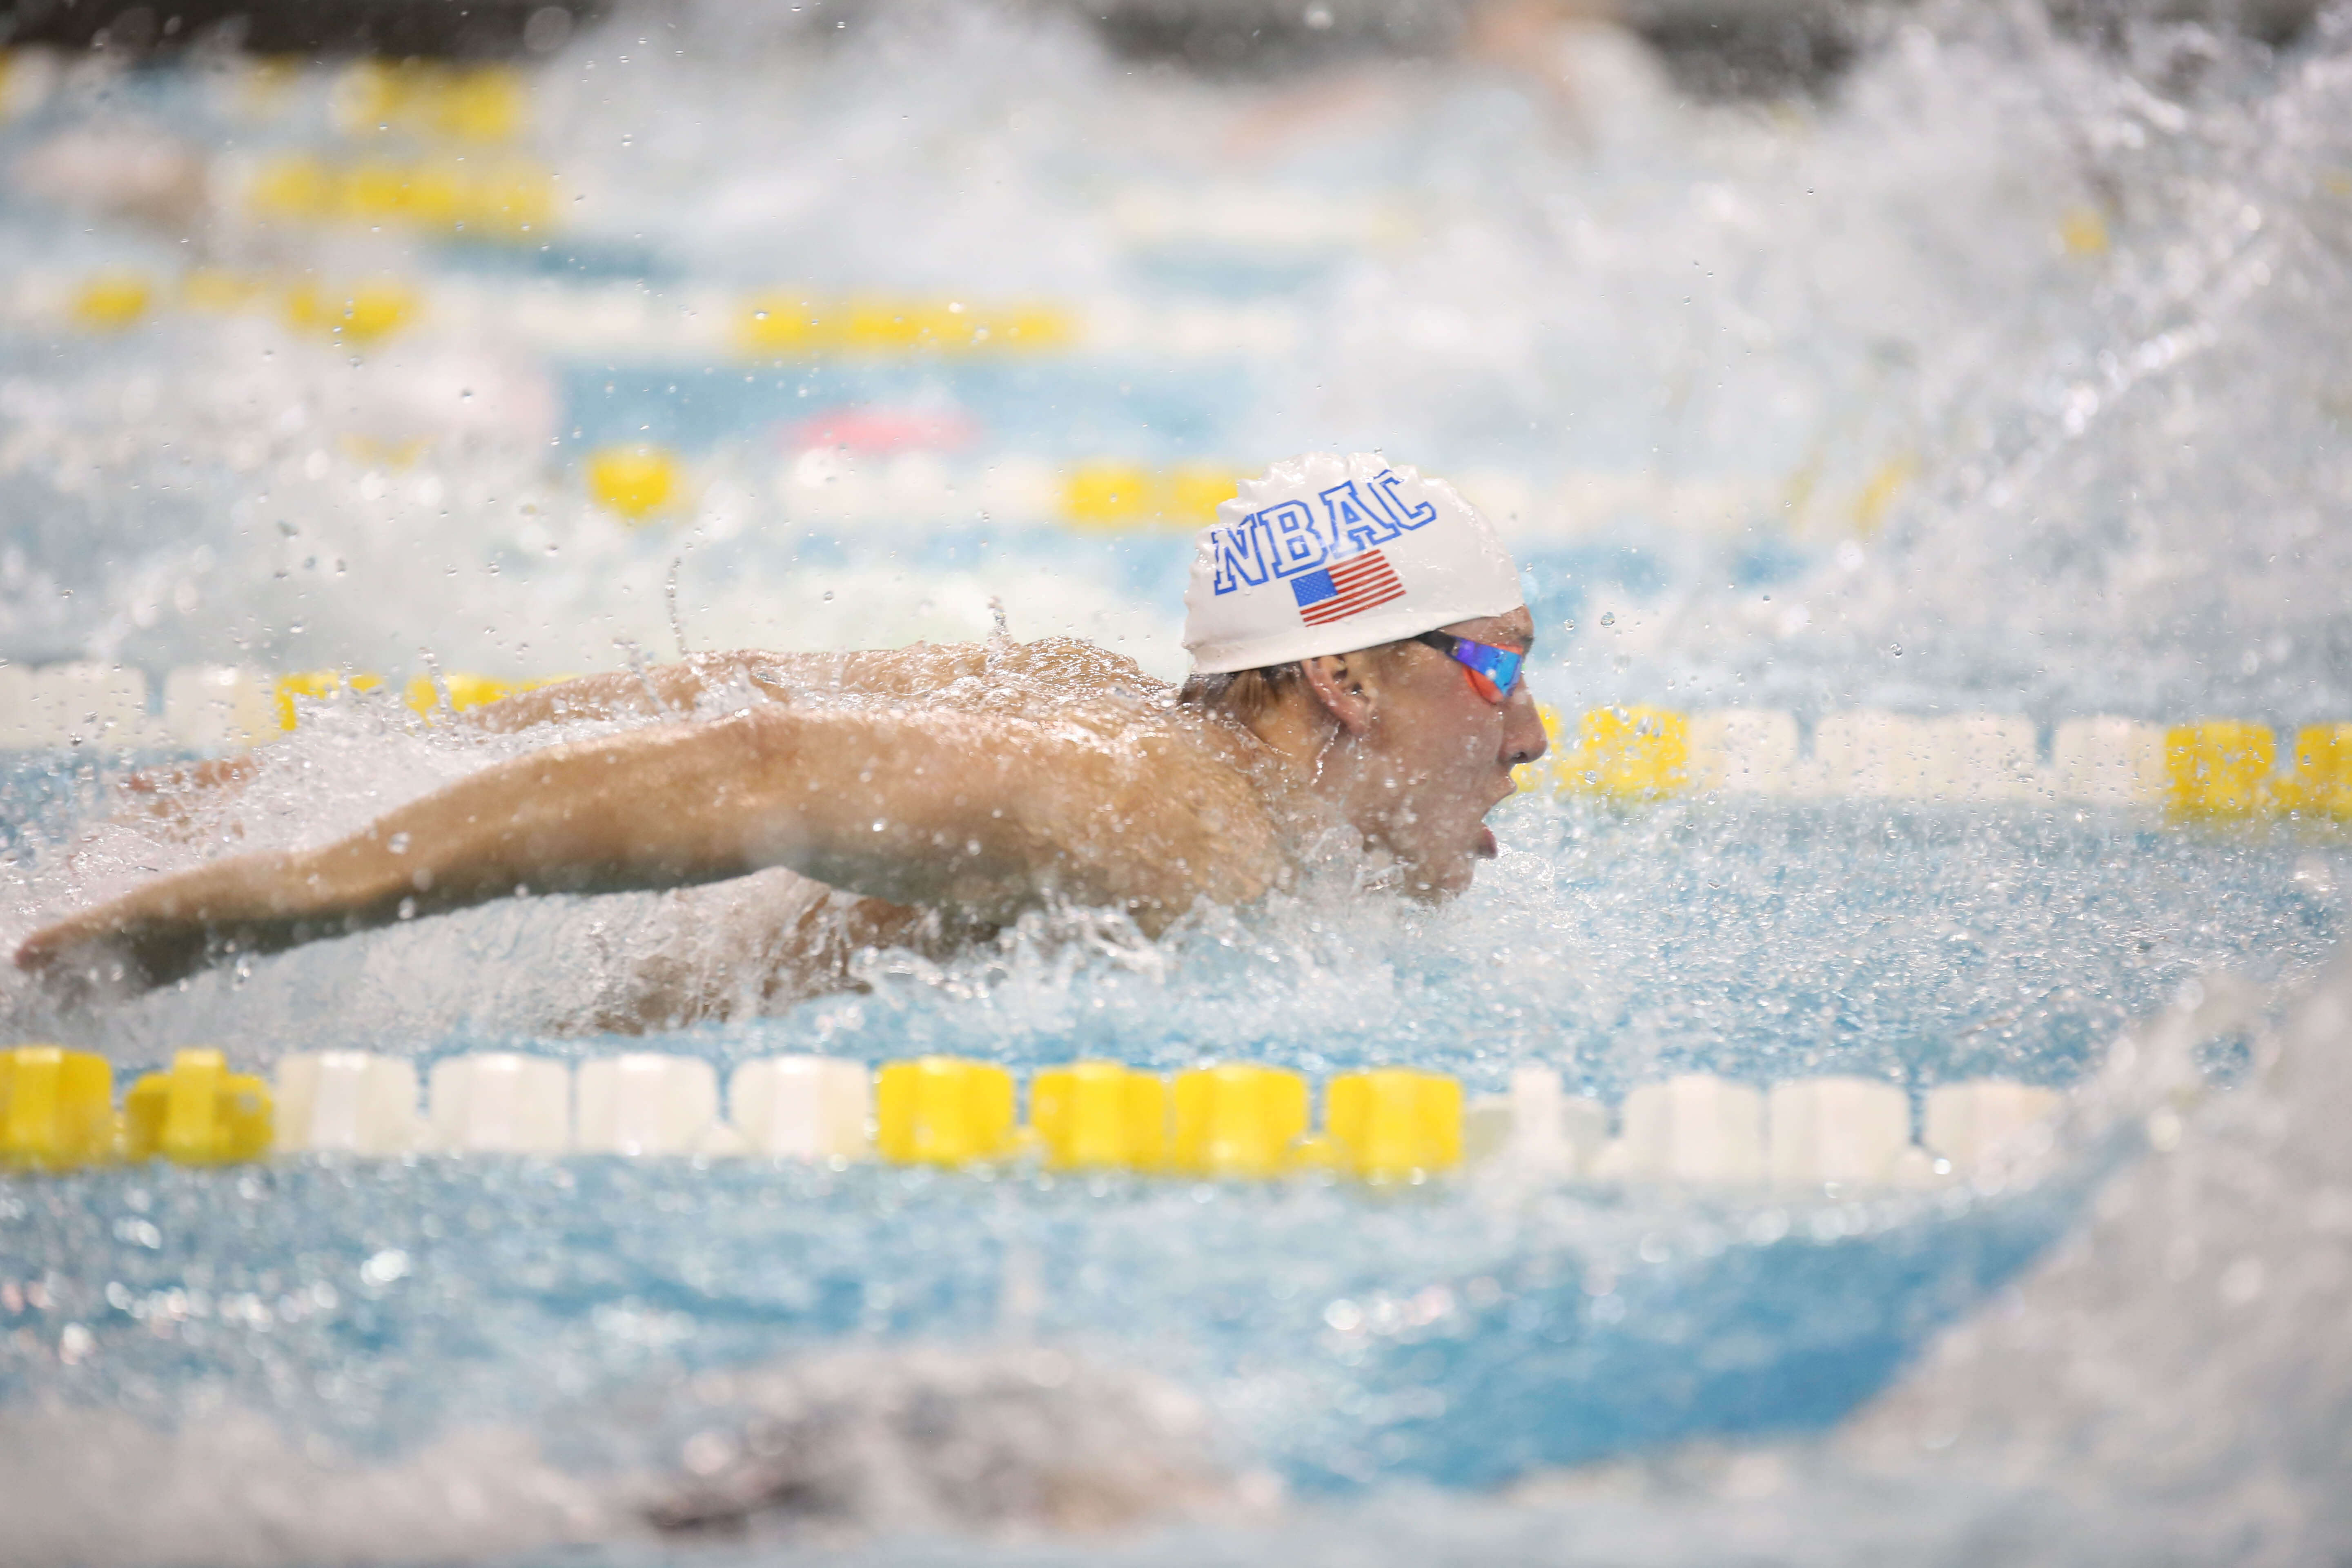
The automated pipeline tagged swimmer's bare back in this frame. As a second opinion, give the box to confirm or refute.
[17,639,1286,995]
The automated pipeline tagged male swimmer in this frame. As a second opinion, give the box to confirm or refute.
[15,454,1546,1018]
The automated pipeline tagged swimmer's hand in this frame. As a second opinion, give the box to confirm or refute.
[14,846,316,992]
[15,704,1278,994]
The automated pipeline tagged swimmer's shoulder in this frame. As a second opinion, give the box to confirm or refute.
[987,636,1165,696]
[1060,691,1289,911]
[726,637,1286,913]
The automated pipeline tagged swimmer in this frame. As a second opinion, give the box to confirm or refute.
[14,454,1546,1019]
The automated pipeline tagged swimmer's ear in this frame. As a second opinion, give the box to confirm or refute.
[1301,651,1378,737]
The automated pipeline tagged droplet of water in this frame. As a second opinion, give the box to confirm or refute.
[359,1248,410,1286]
[1600,612,1616,627]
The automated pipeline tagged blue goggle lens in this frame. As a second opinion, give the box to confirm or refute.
[1416,632,1525,703]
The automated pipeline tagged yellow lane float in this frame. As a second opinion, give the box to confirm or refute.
[1554,704,1692,802]
[247,152,556,238]
[283,279,420,344]
[1324,1068,1463,1183]
[276,670,554,729]
[876,1056,1017,1167]
[2059,205,2111,257]
[1061,463,1241,530]
[71,272,154,332]
[0,1047,118,1172]
[1171,1064,1310,1179]
[738,294,1074,357]
[2165,720,2276,820]
[402,672,521,717]
[586,445,683,521]
[332,60,530,144]
[271,669,385,731]
[2283,724,2352,818]
[123,1050,273,1166]
[1030,1061,1169,1172]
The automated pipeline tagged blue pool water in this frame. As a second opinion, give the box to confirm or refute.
[0,1142,2096,1489]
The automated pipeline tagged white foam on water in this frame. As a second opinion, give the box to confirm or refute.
[0,1410,613,1568]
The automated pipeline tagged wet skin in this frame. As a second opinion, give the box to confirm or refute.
[1250,607,1544,900]
[13,616,1545,1011]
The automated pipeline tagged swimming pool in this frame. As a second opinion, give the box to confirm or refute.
[3,1,2351,1560]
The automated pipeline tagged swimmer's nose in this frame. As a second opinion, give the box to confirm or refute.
[1501,687,1547,767]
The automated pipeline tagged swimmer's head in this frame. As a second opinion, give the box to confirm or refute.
[1180,453,1523,676]
[1180,454,1546,900]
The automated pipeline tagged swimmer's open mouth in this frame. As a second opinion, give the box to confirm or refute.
[1476,826,1498,858]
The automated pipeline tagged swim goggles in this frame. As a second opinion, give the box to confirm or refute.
[1412,630,1527,704]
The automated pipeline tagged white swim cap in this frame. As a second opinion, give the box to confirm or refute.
[1181,453,1523,675]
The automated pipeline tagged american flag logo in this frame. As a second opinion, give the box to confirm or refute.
[1290,548,1406,626]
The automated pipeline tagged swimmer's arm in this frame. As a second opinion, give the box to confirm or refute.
[17,707,1274,988]
[98,643,1012,840]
